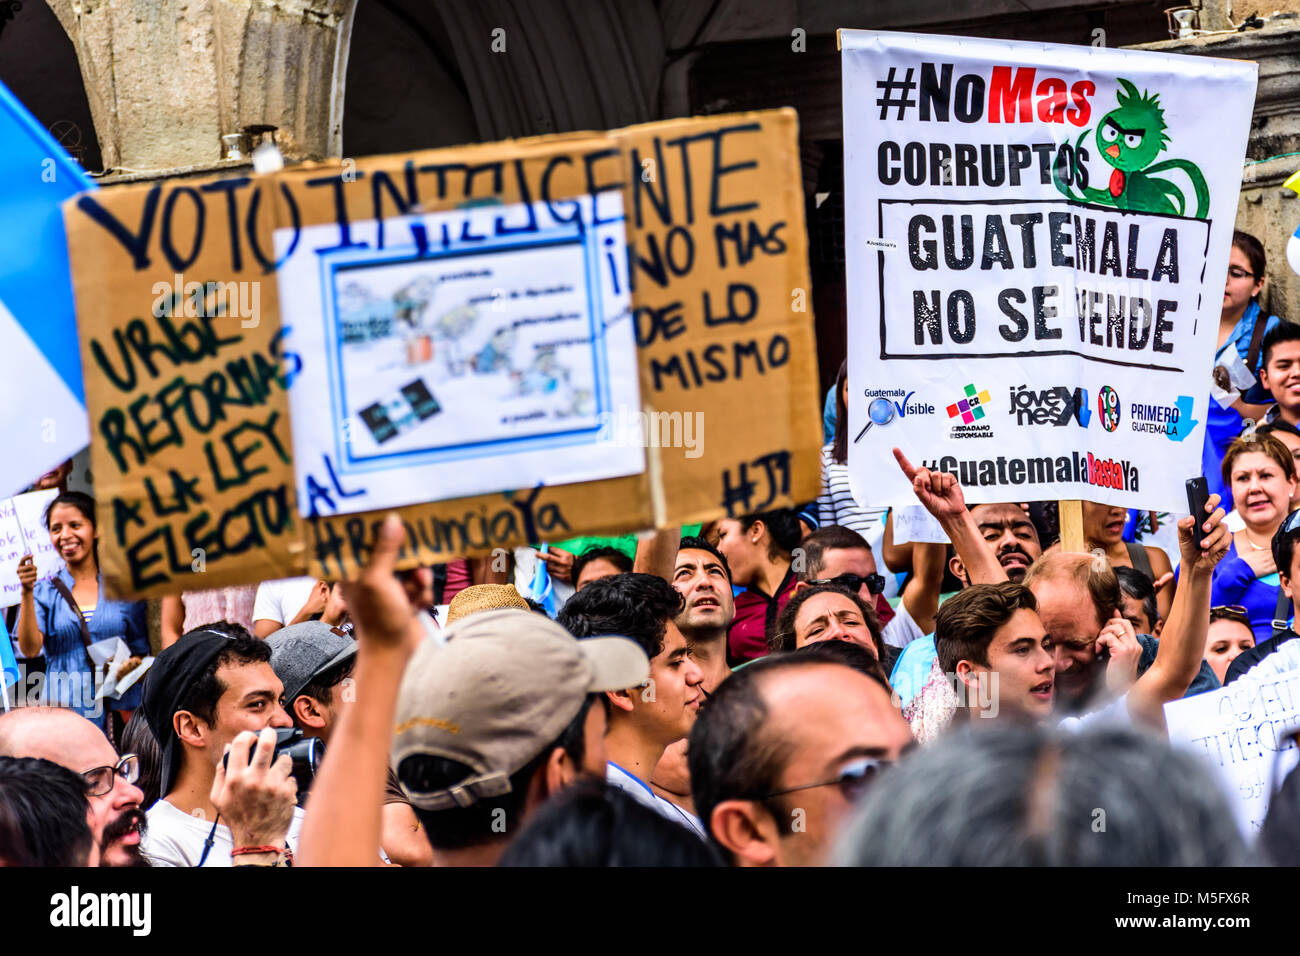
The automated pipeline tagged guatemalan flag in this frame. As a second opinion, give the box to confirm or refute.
[0,78,95,496]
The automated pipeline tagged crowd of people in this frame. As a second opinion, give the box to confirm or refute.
[2,229,1300,869]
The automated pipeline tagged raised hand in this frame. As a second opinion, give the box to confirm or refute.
[893,448,968,521]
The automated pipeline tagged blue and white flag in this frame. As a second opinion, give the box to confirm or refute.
[0,78,95,496]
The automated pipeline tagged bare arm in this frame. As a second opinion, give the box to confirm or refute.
[900,541,947,635]
[15,556,42,657]
[380,802,432,867]
[298,516,418,867]
[893,448,1006,585]
[1146,545,1174,622]
[160,595,185,649]
[634,528,681,582]
[880,511,914,574]
[1128,496,1228,730]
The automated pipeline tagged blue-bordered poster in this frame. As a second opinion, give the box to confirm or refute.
[277,195,644,517]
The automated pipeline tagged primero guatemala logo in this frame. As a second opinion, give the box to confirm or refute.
[947,384,991,425]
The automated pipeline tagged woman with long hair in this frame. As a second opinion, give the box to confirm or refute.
[1210,433,1298,644]
[713,508,803,664]
[1206,230,1281,509]
[15,492,148,738]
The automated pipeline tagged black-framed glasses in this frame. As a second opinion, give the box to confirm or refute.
[746,757,893,805]
[808,572,886,596]
[82,753,140,797]
[1280,509,1300,539]
[1228,266,1256,280]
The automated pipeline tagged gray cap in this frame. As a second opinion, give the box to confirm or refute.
[391,608,649,811]
[266,621,357,704]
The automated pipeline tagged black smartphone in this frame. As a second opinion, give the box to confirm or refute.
[1186,477,1210,550]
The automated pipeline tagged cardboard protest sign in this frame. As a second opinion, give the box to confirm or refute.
[0,489,61,607]
[611,112,823,524]
[65,110,820,596]
[64,172,301,599]
[842,31,1257,513]
[1166,665,1300,838]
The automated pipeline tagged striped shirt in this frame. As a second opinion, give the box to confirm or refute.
[817,443,887,538]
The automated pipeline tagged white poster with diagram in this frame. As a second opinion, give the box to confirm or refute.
[277,195,644,516]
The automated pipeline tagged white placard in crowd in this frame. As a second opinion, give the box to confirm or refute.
[0,489,62,608]
[278,195,644,518]
[842,30,1257,513]
[1165,665,1300,838]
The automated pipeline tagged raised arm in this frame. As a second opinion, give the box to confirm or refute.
[634,528,681,583]
[298,515,419,866]
[892,448,1006,585]
[1127,495,1228,730]
[900,540,947,635]
[15,556,43,657]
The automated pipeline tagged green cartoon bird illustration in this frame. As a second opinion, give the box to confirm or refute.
[1054,79,1209,219]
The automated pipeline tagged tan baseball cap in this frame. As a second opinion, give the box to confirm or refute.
[391,607,649,810]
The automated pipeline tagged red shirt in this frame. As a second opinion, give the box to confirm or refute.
[727,567,797,664]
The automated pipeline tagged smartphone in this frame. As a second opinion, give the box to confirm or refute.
[1186,477,1210,550]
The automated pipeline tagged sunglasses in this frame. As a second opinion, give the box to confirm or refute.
[748,756,893,805]
[82,753,140,797]
[809,572,886,596]
[1209,604,1252,628]
[1281,509,1300,538]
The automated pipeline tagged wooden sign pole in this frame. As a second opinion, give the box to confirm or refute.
[1059,499,1086,552]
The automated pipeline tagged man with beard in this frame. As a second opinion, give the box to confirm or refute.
[0,708,149,866]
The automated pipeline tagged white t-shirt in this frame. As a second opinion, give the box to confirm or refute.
[606,762,707,838]
[1056,693,1132,733]
[882,600,925,650]
[142,799,305,867]
[252,577,319,628]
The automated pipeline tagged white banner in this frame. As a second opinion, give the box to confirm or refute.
[0,489,62,608]
[1166,664,1300,839]
[842,30,1257,512]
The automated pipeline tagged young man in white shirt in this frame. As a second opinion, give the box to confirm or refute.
[558,573,707,837]
[140,630,301,866]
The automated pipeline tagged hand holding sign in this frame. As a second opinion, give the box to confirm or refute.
[15,554,35,592]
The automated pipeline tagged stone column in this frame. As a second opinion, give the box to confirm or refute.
[1134,18,1300,320]
[47,0,358,173]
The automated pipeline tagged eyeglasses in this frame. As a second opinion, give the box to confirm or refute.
[808,572,886,596]
[747,756,893,805]
[82,754,140,797]
[1228,267,1257,280]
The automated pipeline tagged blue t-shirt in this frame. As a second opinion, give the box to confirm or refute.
[1210,540,1288,645]
[1205,303,1280,511]
[16,570,149,728]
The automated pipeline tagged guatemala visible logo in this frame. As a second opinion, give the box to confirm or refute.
[1053,79,1209,219]
[1098,386,1121,432]
[947,384,991,424]
[1131,395,1199,443]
